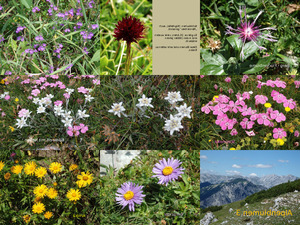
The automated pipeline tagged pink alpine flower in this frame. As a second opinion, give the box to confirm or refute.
[295,130,299,137]
[242,75,248,83]
[79,123,88,133]
[228,88,234,94]
[257,113,271,126]
[283,99,296,109]
[257,75,262,80]
[214,84,218,90]
[54,100,63,106]
[225,6,277,61]
[245,130,255,136]
[225,77,231,83]
[294,81,300,89]
[201,103,212,114]
[215,114,229,126]
[77,86,89,94]
[63,93,70,99]
[67,126,81,137]
[242,92,251,100]
[220,119,234,130]
[240,118,255,130]
[255,95,268,105]
[273,128,287,139]
[269,109,286,123]
[230,128,238,136]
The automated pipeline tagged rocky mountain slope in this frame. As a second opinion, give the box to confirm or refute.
[201,178,266,208]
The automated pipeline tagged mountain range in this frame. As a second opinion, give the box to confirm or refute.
[200,173,299,208]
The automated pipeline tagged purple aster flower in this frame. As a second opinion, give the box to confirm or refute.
[225,6,277,61]
[152,158,185,186]
[115,182,145,211]
[32,7,40,13]
[0,5,3,11]
[16,26,26,33]
[83,47,89,54]
[77,22,83,28]
[91,24,99,30]
[64,28,71,33]
[0,35,4,43]
[48,8,53,16]
[5,71,12,75]
[17,36,24,41]
[35,35,44,41]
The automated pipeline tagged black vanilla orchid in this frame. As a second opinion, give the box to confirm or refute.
[113,16,145,74]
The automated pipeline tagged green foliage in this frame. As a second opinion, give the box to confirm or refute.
[245,179,300,204]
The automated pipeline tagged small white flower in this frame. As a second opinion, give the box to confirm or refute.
[249,91,253,94]
[175,103,192,119]
[84,94,94,102]
[108,102,126,117]
[136,94,154,108]
[164,91,184,104]
[163,115,183,135]
[77,109,90,119]
[46,94,54,99]
[40,97,52,106]
[65,88,74,95]
[16,117,28,128]
[54,105,65,116]
[33,98,40,104]
[37,105,46,114]
[62,118,73,127]
[63,110,72,118]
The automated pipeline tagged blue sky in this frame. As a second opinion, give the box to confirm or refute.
[200,150,300,177]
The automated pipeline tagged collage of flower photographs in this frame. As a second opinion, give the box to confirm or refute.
[0,0,299,224]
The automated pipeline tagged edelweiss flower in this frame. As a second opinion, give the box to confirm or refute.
[77,109,90,119]
[225,6,277,61]
[108,102,126,117]
[163,115,183,135]
[16,117,28,128]
[164,91,184,104]
[136,94,153,108]
[175,103,192,119]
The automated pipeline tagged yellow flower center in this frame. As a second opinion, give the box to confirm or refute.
[72,193,77,197]
[123,191,134,200]
[163,166,173,176]
[83,175,88,181]
[264,103,271,108]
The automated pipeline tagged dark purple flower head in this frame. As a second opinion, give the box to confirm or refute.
[152,158,185,186]
[113,16,145,44]
[225,6,277,61]
[115,182,145,211]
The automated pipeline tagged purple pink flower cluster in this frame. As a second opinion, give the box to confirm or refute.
[201,77,298,141]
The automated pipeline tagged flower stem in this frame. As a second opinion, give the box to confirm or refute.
[125,42,131,75]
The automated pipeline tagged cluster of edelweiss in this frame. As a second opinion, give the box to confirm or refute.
[108,91,192,135]
[0,159,93,222]
[115,158,184,211]
[201,76,299,147]
[0,75,100,138]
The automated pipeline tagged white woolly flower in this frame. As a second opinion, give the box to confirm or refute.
[163,115,184,135]
[65,88,74,95]
[54,105,65,116]
[136,94,154,108]
[84,94,94,102]
[77,109,90,119]
[108,102,126,117]
[40,97,52,106]
[164,91,184,104]
[61,118,73,127]
[33,98,40,105]
[175,103,192,119]
[37,105,46,114]
[16,117,28,128]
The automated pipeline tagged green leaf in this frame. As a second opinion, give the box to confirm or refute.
[242,56,273,74]
[227,35,242,51]
[100,56,108,69]
[242,40,260,60]
[276,53,296,67]
[200,64,225,75]
[201,49,227,66]
[10,38,17,51]
[91,50,100,63]
[20,0,33,9]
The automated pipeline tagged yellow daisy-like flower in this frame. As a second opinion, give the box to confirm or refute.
[44,211,53,219]
[15,98,19,102]
[66,189,81,202]
[49,162,62,174]
[23,215,31,223]
[35,167,47,178]
[285,107,291,112]
[47,188,58,199]
[212,95,219,101]
[229,148,236,150]
[76,171,93,188]
[0,161,4,171]
[4,172,11,180]
[33,184,48,198]
[264,103,272,108]
[53,182,58,187]
[11,165,23,174]
[15,160,19,164]
[276,138,285,146]
[9,126,15,132]
[69,164,78,171]
[32,202,45,214]
[24,161,37,175]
